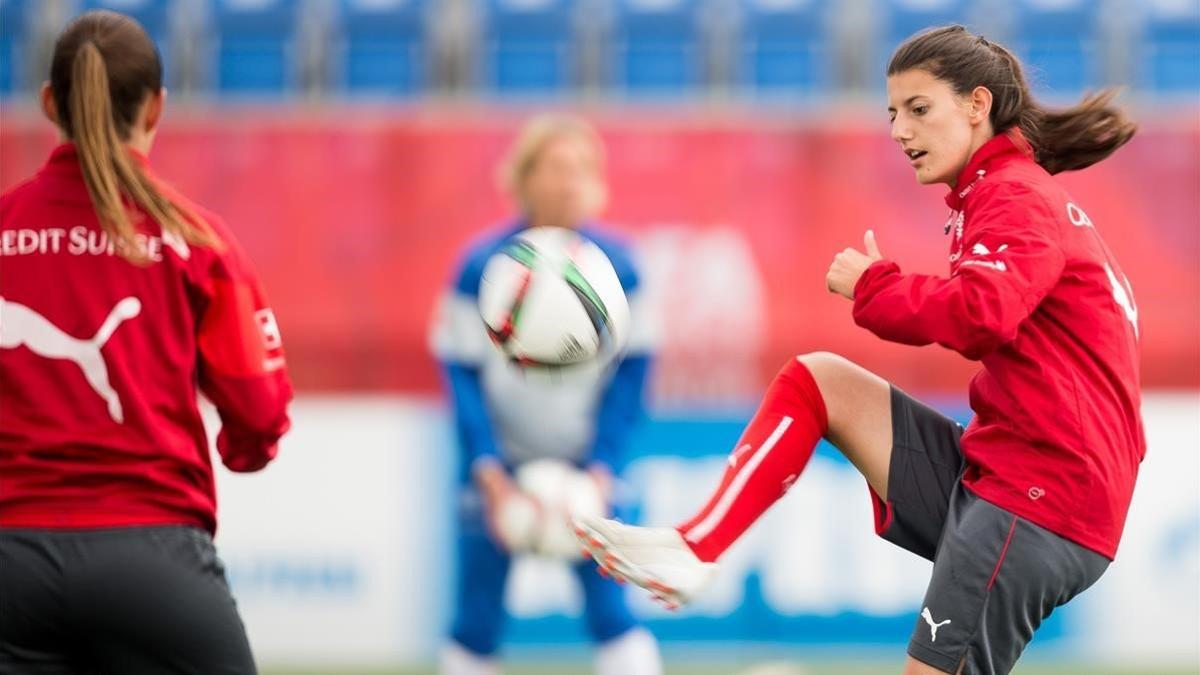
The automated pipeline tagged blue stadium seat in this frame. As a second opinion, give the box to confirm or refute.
[483,0,574,94]
[211,0,299,94]
[82,0,176,85]
[0,0,31,96]
[612,0,704,96]
[738,0,832,96]
[1010,0,1099,95]
[1141,0,1200,94]
[878,0,972,82]
[338,0,427,96]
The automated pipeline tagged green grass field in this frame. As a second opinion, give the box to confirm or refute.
[264,663,1198,675]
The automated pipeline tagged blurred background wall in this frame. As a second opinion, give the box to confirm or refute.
[1,0,1197,670]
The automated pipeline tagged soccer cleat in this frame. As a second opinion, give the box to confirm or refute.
[573,516,719,610]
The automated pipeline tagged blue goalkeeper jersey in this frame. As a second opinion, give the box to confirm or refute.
[430,222,656,475]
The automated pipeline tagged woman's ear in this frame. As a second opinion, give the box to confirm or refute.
[143,88,166,133]
[969,85,994,126]
[40,82,60,127]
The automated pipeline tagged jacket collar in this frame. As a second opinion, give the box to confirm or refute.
[43,142,152,176]
[505,218,597,238]
[944,128,1035,211]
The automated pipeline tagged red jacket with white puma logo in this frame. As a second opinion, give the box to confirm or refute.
[852,131,1144,560]
[0,143,292,534]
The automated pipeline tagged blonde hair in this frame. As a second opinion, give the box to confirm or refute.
[52,11,217,264]
[498,113,608,216]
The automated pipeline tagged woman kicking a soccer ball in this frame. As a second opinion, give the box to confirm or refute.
[576,25,1142,675]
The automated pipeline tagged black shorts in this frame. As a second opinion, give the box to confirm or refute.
[871,387,1110,675]
[0,526,256,675]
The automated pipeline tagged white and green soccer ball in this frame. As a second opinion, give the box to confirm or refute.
[478,227,630,368]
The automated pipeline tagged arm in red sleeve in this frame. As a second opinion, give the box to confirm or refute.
[192,233,293,472]
[851,183,1066,360]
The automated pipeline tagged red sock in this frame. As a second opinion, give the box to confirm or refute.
[676,358,828,563]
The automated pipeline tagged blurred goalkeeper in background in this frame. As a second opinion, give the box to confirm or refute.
[429,114,662,675]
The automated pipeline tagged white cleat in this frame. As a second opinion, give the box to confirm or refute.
[573,516,719,610]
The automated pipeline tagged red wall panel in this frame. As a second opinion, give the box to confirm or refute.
[3,108,1196,396]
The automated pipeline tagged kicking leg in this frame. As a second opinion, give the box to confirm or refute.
[577,352,895,604]
[798,352,893,502]
[680,351,893,561]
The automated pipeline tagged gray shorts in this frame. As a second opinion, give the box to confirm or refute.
[0,526,256,675]
[873,387,1111,675]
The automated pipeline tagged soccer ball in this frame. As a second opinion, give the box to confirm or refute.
[478,227,630,367]
[509,459,606,560]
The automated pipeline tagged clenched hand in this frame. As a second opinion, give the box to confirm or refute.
[826,230,883,300]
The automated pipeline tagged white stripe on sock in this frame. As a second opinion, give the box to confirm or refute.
[682,416,793,544]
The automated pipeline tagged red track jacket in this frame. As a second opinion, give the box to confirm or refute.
[854,131,1144,559]
[0,144,292,534]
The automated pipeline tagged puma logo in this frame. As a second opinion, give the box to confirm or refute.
[921,607,952,642]
[971,242,1008,256]
[0,296,141,423]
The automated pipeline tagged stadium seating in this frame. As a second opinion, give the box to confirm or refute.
[481,0,576,94]
[210,0,299,94]
[737,0,833,96]
[2,0,1198,100]
[1009,0,1100,95]
[611,0,705,96]
[337,0,427,95]
[877,0,973,82]
[1141,0,1200,94]
[0,0,31,95]
[82,0,177,86]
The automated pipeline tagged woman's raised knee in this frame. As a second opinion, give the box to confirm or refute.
[795,351,856,385]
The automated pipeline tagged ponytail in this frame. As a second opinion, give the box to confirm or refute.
[889,25,1137,175]
[1015,90,1138,175]
[53,11,218,264]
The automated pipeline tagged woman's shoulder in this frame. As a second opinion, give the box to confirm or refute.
[451,225,522,295]
[150,179,228,234]
[974,162,1063,210]
[966,167,1070,239]
[0,172,50,213]
[579,226,640,291]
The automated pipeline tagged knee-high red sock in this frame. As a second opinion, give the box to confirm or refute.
[676,358,828,563]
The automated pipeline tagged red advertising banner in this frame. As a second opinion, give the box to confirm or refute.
[2,108,1196,398]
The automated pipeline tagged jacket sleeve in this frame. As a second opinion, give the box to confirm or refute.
[441,362,502,469]
[191,227,293,472]
[587,247,657,473]
[429,254,504,473]
[852,183,1066,361]
[588,354,651,472]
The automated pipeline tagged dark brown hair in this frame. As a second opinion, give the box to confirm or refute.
[888,25,1137,175]
[50,10,215,263]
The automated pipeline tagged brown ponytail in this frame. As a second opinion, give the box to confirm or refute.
[51,11,217,264]
[1014,89,1137,175]
[888,25,1138,175]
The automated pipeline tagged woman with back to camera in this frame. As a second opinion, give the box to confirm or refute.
[576,25,1142,675]
[0,10,291,674]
